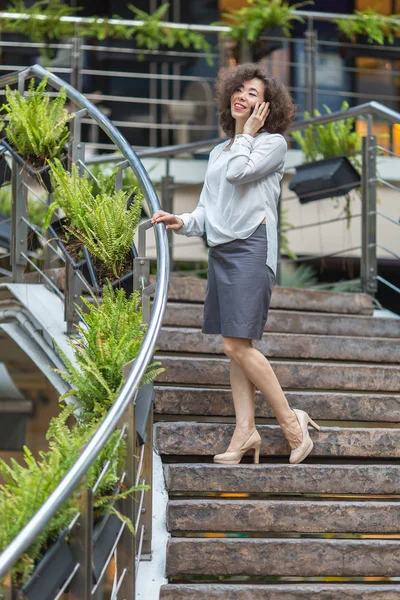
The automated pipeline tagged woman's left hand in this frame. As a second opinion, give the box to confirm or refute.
[243,102,270,137]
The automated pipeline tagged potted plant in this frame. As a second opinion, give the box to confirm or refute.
[45,160,142,295]
[0,76,73,192]
[334,8,400,60]
[219,0,313,63]
[289,102,361,226]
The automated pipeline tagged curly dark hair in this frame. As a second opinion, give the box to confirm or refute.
[215,63,296,137]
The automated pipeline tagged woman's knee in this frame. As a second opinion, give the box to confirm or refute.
[223,336,252,361]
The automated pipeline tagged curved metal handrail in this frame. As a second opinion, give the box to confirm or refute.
[0,64,170,578]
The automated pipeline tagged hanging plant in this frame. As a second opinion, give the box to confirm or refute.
[217,0,313,62]
[290,102,362,226]
[0,0,214,65]
[334,8,400,46]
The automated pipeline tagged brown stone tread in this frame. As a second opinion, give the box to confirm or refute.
[155,386,400,422]
[160,583,400,599]
[155,422,400,458]
[163,303,400,338]
[164,463,400,495]
[165,276,374,315]
[166,538,400,577]
[156,356,400,391]
[157,328,400,363]
[167,498,400,533]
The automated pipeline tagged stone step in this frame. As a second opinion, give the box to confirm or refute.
[156,356,400,392]
[160,583,400,599]
[157,328,400,363]
[165,277,374,315]
[166,538,400,578]
[167,498,400,533]
[164,463,400,495]
[155,422,400,459]
[163,303,400,338]
[154,387,400,422]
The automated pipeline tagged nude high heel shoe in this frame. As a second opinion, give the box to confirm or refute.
[213,429,261,465]
[289,408,321,464]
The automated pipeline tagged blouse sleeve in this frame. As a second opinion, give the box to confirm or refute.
[225,133,287,185]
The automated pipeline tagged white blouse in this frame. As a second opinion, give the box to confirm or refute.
[175,131,287,277]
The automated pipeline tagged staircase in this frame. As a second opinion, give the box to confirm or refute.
[154,276,400,599]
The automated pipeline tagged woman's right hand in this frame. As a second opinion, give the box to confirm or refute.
[151,210,184,231]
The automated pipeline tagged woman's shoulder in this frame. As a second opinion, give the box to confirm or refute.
[255,131,287,148]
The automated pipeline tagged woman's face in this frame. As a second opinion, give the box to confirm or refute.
[230,78,265,120]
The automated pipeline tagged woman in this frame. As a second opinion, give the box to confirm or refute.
[151,63,320,465]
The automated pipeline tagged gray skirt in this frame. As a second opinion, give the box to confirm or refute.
[202,223,275,341]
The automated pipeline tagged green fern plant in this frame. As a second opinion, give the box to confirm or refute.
[46,159,142,279]
[334,8,400,45]
[68,188,142,279]
[291,101,362,227]
[56,284,164,421]
[1,76,73,167]
[128,3,213,65]
[45,159,95,229]
[219,0,313,43]
[0,406,132,587]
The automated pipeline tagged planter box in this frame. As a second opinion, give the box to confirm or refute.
[339,33,400,60]
[0,212,41,253]
[93,510,124,582]
[288,156,361,204]
[48,217,137,296]
[19,531,75,600]
[0,139,67,194]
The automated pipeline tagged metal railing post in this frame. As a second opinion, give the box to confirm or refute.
[141,404,153,558]
[116,400,136,599]
[69,488,93,600]
[305,19,317,115]
[161,169,175,272]
[65,261,84,335]
[361,133,378,295]
[10,160,28,283]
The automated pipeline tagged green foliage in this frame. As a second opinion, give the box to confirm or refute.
[0,0,213,65]
[46,160,142,279]
[0,0,77,61]
[0,407,126,586]
[128,3,213,65]
[1,76,73,165]
[280,263,318,288]
[291,101,362,227]
[291,101,362,163]
[219,0,314,43]
[56,284,164,421]
[45,159,95,228]
[334,8,400,45]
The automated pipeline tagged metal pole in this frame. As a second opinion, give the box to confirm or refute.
[360,132,378,295]
[69,488,93,600]
[117,400,136,599]
[161,170,174,271]
[305,19,317,114]
[10,159,28,283]
[141,402,153,558]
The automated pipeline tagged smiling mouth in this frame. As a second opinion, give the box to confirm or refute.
[233,103,247,110]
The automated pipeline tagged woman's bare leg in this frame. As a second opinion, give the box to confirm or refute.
[226,356,256,451]
[223,336,302,448]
